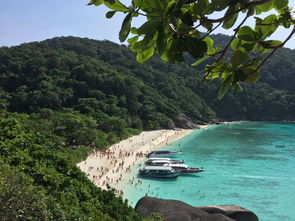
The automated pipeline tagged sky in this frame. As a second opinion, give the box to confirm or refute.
[0,0,295,49]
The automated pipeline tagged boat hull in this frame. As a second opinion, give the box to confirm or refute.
[139,171,180,178]
[139,169,180,178]
[176,168,204,173]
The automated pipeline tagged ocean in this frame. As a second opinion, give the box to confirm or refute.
[122,122,295,221]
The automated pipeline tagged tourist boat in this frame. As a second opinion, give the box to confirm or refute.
[145,158,185,166]
[165,164,204,174]
[139,165,180,178]
[147,150,182,158]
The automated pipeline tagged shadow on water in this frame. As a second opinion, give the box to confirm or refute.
[179,173,204,178]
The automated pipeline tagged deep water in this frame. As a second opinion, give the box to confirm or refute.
[123,122,295,221]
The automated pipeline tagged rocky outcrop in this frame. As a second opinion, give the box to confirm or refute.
[135,197,258,221]
[175,114,204,129]
[198,205,258,221]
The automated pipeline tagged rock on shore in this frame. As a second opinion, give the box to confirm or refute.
[135,196,258,221]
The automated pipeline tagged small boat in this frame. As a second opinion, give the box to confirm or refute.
[275,144,286,147]
[145,158,185,166]
[139,165,180,178]
[147,150,182,158]
[166,164,204,174]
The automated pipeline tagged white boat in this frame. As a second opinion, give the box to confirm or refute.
[145,159,185,166]
[147,150,182,158]
[139,165,180,178]
[164,163,204,174]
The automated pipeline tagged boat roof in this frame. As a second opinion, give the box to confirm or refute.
[146,160,172,163]
[144,165,172,170]
[147,158,171,161]
[165,164,189,168]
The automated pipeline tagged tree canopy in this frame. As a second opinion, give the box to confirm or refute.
[87,0,294,98]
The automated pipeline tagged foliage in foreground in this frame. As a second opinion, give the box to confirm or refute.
[88,0,294,98]
[0,118,145,220]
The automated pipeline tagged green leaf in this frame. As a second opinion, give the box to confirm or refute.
[201,20,213,30]
[165,0,176,17]
[203,37,214,55]
[103,0,129,12]
[203,3,215,14]
[156,23,167,55]
[132,0,142,8]
[218,74,234,99]
[245,71,259,83]
[87,0,103,6]
[119,12,133,42]
[137,20,158,35]
[163,37,186,63]
[141,0,166,15]
[231,49,249,68]
[130,39,156,53]
[255,0,273,12]
[191,56,210,66]
[243,58,263,72]
[222,4,239,29]
[127,36,138,45]
[193,0,209,15]
[180,12,194,26]
[138,21,158,50]
[266,40,282,47]
[213,61,231,72]
[130,27,137,34]
[259,40,282,48]
[136,47,155,63]
[231,38,241,50]
[238,26,257,42]
[236,40,255,52]
[106,11,116,18]
[255,14,278,39]
[205,71,220,80]
[211,0,231,11]
[253,43,270,54]
[274,0,288,10]
[282,19,291,28]
[185,37,207,59]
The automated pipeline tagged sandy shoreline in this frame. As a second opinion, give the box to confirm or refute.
[76,128,203,194]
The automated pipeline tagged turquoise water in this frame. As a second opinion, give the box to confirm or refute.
[123,122,295,221]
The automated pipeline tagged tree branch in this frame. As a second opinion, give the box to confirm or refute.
[201,22,223,40]
[201,0,272,24]
[255,24,295,71]
[216,12,251,61]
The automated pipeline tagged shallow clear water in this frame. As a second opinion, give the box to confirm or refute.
[123,122,295,221]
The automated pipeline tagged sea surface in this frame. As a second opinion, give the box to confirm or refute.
[122,121,295,221]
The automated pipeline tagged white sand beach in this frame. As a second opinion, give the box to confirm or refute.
[77,123,217,197]
[77,128,201,194]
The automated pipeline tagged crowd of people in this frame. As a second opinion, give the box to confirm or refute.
[78,130,186,196]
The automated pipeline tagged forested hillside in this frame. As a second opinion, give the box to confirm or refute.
[0,36,294,219]
[1,36,295,125]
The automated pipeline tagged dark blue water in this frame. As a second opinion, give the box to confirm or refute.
[123,122,295,221]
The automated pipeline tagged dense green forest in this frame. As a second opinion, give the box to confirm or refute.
[0,36,294,220]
